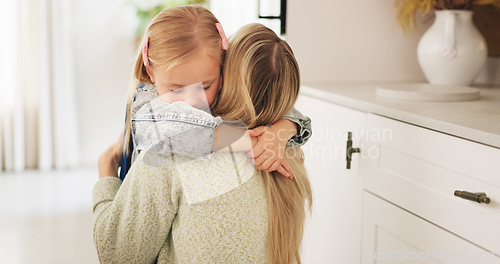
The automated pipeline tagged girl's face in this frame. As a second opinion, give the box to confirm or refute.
[149,50,221,110]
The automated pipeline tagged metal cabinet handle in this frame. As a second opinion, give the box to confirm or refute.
[346,132,360,169]
[454,190,490,204]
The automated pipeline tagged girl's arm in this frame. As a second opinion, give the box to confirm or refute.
[211,123,293,178]
[247,107,312,176]
[94,139,178,264]
[246,119,296,175]
[282,107,312,147]
[211,123,255,152]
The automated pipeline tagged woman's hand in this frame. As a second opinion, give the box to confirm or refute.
[98,132,124,179]
[247,120,297,179]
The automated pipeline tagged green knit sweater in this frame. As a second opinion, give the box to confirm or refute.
[92,151,269,264]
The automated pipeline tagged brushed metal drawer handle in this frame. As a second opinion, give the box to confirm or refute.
[454,190,490,204]
[346,132,360,170]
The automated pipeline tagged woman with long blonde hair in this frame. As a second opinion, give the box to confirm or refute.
[213,23,313,264]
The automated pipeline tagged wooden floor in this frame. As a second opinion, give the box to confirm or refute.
[0,167,100,264]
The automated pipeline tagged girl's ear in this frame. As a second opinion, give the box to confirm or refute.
[145,66,155,83]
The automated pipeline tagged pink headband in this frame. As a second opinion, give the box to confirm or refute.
[142,37,149,67]
[215,23,228,51]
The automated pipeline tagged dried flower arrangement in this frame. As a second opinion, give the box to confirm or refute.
[394,0,500,33]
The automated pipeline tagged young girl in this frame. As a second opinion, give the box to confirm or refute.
[94,5,311,264]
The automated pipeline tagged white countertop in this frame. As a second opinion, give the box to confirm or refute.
[300,83,500,149]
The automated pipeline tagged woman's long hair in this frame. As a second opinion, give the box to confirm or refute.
[212,23,313,264]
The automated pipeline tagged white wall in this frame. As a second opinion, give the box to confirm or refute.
[210,0,258,36]
[476,58,500,86]
[287,0,500,86]
[286,0,429,84]
[72,0,137,165]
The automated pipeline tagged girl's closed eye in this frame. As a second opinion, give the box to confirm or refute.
[173,84,208,92]
[203,80,216,90]
[171,88,183,94]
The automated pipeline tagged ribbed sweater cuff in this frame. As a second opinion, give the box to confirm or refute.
[92,177,122,212]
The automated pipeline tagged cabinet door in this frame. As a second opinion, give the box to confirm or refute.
[363,113,500,254]
[295,95,366,264]
[362,191,500,264]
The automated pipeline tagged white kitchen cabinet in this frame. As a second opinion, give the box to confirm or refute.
[297,84,500,264]
[295,95,366,264]
[362,191,500,264]
[361,113,500,264]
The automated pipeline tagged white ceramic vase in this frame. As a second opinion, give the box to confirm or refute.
[417,10,487,86]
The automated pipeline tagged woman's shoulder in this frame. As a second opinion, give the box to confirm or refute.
[134,150,259,205]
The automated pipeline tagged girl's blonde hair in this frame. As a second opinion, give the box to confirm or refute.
[124,5,225,153]
[212,23,313,264]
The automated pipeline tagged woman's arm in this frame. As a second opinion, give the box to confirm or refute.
[94,141,178,264]
[245,107,311,177]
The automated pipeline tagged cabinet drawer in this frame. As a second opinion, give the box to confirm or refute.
[362,192,500,264]
[363,114,500,253]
